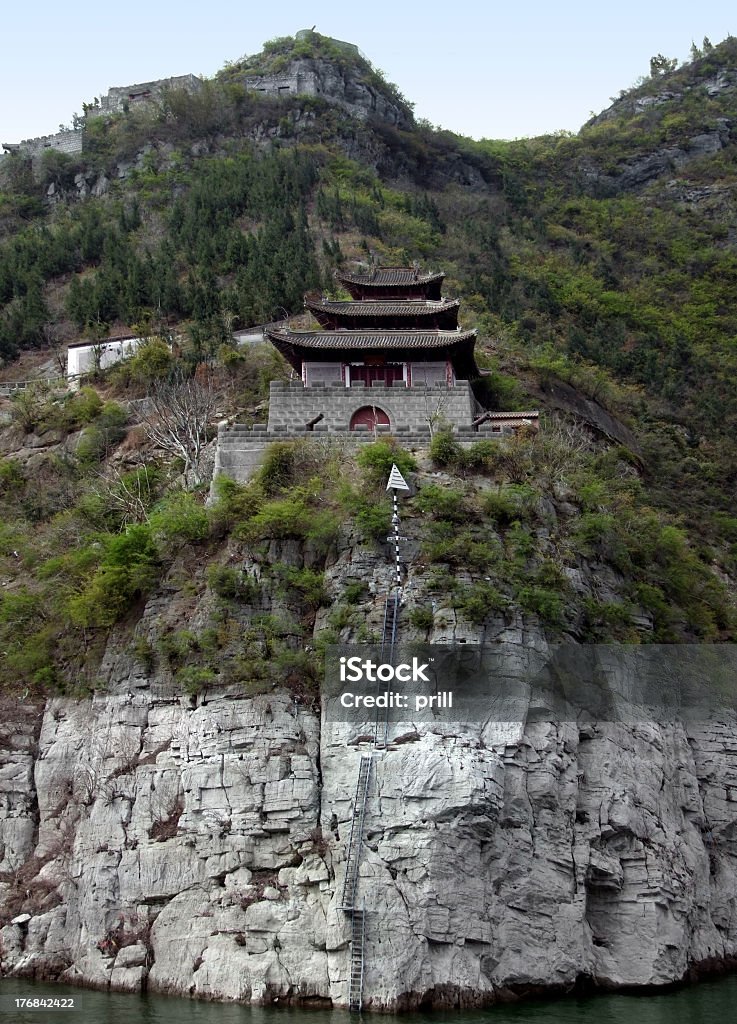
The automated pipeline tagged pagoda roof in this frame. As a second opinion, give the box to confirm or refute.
[306,298,459,317]
[267,327,480,378]
[337,267,445,288]
[267,327,476,351]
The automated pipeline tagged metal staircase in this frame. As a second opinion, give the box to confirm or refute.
[374,592,400,749]
[341,469,408,1011]
[348,905,366,1012]
[340,753,373,910]
[341,753,372,1012]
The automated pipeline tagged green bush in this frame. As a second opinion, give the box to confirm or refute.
[158,629,200,666]
[149,491,209,543]
[207,565,260,603]
[423,522,501,570]
[0,458,24,494]
[414,483,469,522]
[483,484,538,526]
[42,387,103,433]
[517,585,565,625]
[177,665,217,695]
[258,442,297,496]
[343,581,365,604]
[273,565,328,609]
[66,525,160,627]
[209,476,262,535]
[356,440,416,486]
[409,606,434,631]
[338,484,390,541]
[329,604,355,630]
[455,582,506,624]
[132,637,156,672]
[122,338,173,384]
[429,429,461,468]
[462,440,504,474]
[238,486,339,552]
[0,589,41,629]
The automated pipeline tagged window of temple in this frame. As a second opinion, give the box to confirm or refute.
[346,364,404,387]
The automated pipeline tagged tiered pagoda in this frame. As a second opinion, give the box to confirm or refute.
[265,267,484,431]
[216,265,540,480]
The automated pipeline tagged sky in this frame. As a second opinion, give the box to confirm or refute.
[1,1,735,145]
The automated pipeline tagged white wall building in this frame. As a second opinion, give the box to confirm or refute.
[67,336,143,382]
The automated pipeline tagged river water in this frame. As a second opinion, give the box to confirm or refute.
[1,976,736,1024]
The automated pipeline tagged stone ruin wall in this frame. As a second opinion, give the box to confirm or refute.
[3,74,202,161]
[91,74,203,117]
[3,130,84,161]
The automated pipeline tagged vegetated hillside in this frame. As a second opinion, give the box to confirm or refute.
[0,32,736,697]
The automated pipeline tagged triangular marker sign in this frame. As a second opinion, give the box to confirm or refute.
[386,464,410,492]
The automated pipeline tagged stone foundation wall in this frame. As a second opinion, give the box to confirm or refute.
[266,380,478,433]
[214,420,517,486]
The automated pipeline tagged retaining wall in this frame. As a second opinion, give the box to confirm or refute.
[266,380,478,433]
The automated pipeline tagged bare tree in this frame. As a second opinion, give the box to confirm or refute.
[139,371,217,487]
[92,465,154,527]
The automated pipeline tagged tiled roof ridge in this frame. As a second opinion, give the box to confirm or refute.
[269,327,475,339]
[267,327,476,349]
[305,298,460,314]
[336,267,445,285]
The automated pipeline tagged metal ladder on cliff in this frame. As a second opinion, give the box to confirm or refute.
[374,592,400,750]
[340,753,373,910]
[348,904,366,1012]
[341,753,372,1012]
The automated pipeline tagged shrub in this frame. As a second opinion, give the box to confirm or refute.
[158,629,200,666]
[132,637,155,672]
[429,429,461,468]
[240,489,339,552]
[413,483,469,522]
[409,606,434,631]
[343,581,365,604]
[273,565,328,609]
[149,491,209,543]
[423,522,501,571]
[66,525,160,627]
[356,440,416,486]
[177,665,217,695]
[209,476,262,535]
[10,386,49,433]
[126,338,173,384]
[329,604,355,630]
[517,585,565,625]
[483,484,538,526]
[462,440,504,473]
[455,582,506,624]
[258,442,297,496]
[0,458,24,495]
[338,484,390,541]
[207,565,260,603]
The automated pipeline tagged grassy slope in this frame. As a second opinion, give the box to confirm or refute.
[0,34,736,694]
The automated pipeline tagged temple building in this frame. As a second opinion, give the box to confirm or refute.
[214,265,539,482]
[265,267,486,433]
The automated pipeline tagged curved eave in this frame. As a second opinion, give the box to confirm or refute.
[266,328,480,379]
[336,269,445,288]
[306,299,461,331]
[306,298,459,316]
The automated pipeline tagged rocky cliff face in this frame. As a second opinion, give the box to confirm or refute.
[239,57,412,131]
[1,536,736,1009]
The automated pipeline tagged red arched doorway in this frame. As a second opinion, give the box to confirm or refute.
[350,406,390,431]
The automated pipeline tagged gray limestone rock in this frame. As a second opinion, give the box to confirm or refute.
[0,546,736,1008]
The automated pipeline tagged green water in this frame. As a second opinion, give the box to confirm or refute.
[2,977,737,1023]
